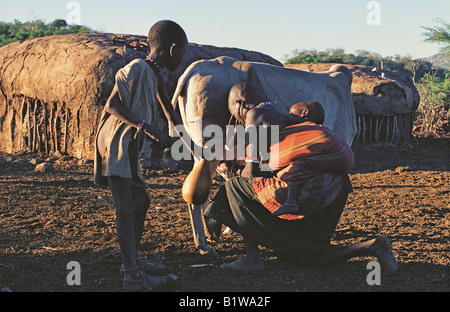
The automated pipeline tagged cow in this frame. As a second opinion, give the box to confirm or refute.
[170,56,357,255]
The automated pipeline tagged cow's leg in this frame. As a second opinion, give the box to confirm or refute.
[188,203,213,254]
[188,159,220,256]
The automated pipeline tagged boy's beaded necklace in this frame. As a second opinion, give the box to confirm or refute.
[146,56,163,72]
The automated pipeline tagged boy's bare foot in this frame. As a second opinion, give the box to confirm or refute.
[120,254,166,275]
[123,270,171,292]
[145,274,169,289]
[370,236,398,275]
[142,254,166,273]
[219,255,264,271]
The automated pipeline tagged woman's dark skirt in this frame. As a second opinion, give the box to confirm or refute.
[203,176,349,257]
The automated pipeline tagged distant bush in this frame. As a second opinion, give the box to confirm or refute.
[285,48,450,137]
[414,73,450,136]
[0,19,95,47]
[285,49,448,82]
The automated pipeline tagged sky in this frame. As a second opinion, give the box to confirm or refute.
[1,0,449,62]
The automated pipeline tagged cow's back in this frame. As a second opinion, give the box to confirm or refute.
[246,62,356,144]
[174,56,356,147]
[175,57,251,146]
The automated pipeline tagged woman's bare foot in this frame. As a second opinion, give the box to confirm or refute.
[371,236,398,275]
[220,255,264,271]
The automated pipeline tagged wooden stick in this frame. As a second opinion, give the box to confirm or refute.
[27,99,31,150]
[20,97,26,150]
[386,116,390,142]
[37,102,43,153]
[50,106,54,153]
[357,114,361,142]
[392,115,398,144]
[374,117,379,142]
[54,111,59,153]
[33,100,38,152]
[362,115,366,145]
[43,104,48,154]
[64,106,68,154]
[379,117,385,142]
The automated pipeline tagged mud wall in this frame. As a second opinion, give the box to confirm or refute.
[0,33,282,159]
[286,63,420,145]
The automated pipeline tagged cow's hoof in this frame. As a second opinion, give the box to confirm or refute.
[222,226,234,236]
[199,247,219,257]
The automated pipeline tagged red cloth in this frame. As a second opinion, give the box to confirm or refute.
[253,121,354,220]
[269,121,354,182]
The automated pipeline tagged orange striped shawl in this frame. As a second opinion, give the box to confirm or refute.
[269,121,354,182]
[252,121,353,220]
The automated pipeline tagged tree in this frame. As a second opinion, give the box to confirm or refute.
[51,19,68,30]
[423,19,450,57]
[415,19,450,136]
[0,19,94,47]
[285,48,447,82]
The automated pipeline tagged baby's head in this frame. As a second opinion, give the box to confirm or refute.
[147,20,188,71]
[289,101,325,125]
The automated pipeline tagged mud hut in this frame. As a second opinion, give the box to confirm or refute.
[286,63,420,145]
[0,33,282,160]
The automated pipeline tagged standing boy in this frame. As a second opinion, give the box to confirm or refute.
[94,20,187,291]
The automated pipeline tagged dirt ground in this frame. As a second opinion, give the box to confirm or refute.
[0,136,448,293]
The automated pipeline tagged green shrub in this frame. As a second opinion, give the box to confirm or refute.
[0,19,95,47]
[414,73,450,136]
[285,49,448,82]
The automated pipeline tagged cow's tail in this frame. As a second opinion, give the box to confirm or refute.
[171,61,202,111]
[169,62,200,138]
[169,61,203,160]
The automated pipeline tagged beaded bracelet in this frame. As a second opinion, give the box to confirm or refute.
[245,157,260,163]
[137,120,145,132]
[257,102,273,109]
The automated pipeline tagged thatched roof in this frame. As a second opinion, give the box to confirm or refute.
[285,63,420,116]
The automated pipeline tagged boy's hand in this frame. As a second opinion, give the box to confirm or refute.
[142,124,173,149]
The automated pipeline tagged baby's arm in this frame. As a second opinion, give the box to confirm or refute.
[272,181,301,216]
[285,182,301,205]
